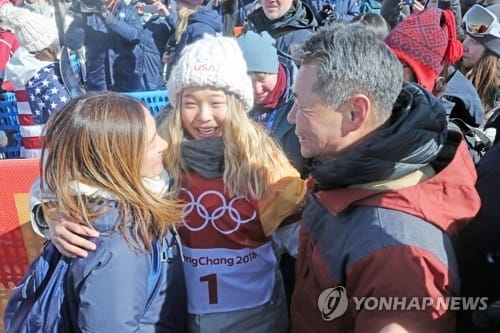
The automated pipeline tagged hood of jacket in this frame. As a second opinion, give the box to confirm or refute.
[188,3,223,32]
[248,0,317,39]
[311,82,480,236]
[443,67,484,127]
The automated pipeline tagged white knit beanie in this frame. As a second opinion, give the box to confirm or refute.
[167,34,254,112]
[0,4,58,53]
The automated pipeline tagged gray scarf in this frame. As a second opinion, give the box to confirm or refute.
[181,136,225,179]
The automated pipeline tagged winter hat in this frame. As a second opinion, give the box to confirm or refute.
[385,8,463,91]
[167,34,254,111]
[0,0,11,8]
[176,0,203,10]
[0,4,58,53]
[468,4,500,57]
[237,31,279,74]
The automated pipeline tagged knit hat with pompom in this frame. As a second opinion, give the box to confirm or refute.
[385,8,463,91]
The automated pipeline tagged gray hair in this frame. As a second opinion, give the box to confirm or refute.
[292,23,403,123]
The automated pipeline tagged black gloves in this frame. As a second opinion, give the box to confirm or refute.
[318,5,341,25]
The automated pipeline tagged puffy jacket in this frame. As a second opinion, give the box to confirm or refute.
[64,0,145,92]
[444,67,484,127]
[291,83,481,333]
[67,203,187,332]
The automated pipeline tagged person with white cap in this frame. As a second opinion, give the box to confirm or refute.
[160,33,305,333]
[0,3,71,158]
[458,3,500,123]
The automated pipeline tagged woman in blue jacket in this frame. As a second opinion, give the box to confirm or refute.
[26,92,187,332]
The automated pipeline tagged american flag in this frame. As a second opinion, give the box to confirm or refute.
[26,63,70,125]
[18,62,71,158]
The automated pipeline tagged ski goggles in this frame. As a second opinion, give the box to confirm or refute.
[463,4,500,38]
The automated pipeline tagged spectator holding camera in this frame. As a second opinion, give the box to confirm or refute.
[134,0,176,90]
[304,0,360,24]
[64,0,145,92]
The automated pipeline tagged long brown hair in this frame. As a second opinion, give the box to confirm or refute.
[458,50,500,115]
[41,92,181,251]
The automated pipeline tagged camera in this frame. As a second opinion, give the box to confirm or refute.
[141,4,159,14]
[318,4,340,25]
[78,0,104,13]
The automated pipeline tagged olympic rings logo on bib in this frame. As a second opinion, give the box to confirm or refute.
[180,188,257,234]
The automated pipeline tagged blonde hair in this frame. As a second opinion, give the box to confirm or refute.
[176,6,197,43]
[41,92,181,252]
[158,92,292,199]
[33,41,59,62]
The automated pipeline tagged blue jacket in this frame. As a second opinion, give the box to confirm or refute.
[64,0,145,92]
[67,204,187,332]
[141,14,176,90]
[443,67,484,127]
[304,0,360,23]
[166,4,222,81]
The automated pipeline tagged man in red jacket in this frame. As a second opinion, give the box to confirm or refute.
[287,23,481,333]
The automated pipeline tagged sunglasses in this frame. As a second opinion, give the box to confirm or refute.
[463,4,500,38]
